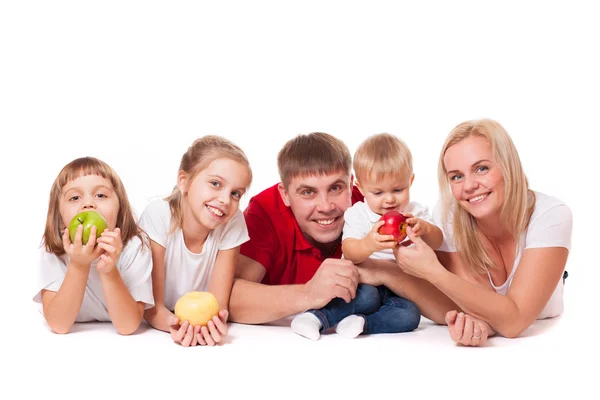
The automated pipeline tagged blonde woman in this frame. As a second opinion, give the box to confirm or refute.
[361,119,572,346]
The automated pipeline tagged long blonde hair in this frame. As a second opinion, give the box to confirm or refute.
[166,135,252,232]
[43,157,145,256]
[437,119,535,275]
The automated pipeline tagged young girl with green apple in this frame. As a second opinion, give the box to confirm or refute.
[34,157,154,334]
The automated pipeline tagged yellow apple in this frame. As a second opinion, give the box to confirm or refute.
[174,291,220,326]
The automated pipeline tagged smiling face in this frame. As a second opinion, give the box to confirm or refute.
[278,171,353,247]
[179,157,252,231]
[357,173,414,216]
[443,135,505,221]
[58,174,120,232]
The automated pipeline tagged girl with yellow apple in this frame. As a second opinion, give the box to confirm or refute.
[34,157,155,335]
[139,135,252,347]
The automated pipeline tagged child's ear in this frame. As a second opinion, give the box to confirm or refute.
[177,171,188,194]
[355,178,365,196]
[409,173,415,187]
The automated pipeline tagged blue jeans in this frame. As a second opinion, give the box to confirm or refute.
[308,284,420,334]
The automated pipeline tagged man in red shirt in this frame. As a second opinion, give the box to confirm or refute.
[229,132,364,324]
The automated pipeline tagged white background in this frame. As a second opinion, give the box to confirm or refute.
[1,1,598,399]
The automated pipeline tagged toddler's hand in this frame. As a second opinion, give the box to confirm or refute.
[404,213,424,238]
[364,221,398,253]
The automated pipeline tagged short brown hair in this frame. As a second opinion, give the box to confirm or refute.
[353,133,413,183]
[166,135,252,231]
[43,157,145,255]
[277,132,352,188]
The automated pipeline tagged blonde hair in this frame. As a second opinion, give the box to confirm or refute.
[438,119,535,275]
[43,157,145,256]
[354,133,413,183]
[166,135,252,231]
[277,132,352,189]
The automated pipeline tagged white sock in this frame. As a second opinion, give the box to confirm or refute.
[336,315,365,339]
[291,312,322,341]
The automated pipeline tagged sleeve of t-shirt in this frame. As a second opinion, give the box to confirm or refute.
[410,201,434,224]
[239,200,276,271]
[342,203,370,241]
[218,209,250,250]
[137,199,170,247]
[117,236,155,309]
[525,203,573,251]
[432,200,457,252]
[33,249,67,303]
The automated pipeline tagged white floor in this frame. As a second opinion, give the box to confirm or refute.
[9,294,593,400]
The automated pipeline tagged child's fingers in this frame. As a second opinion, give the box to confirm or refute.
[167,315,180,328]
[219,310,229,322]
[375,234,396,242]
[196,331,207,346]
[207,320,221,343]
[379,241,398,250]
[84,226,97,249]
[371,220,385,232]
[74,224,84,245]
[97,242,116,255]
[180,324,195,347]
[213,314,228,336]
[62,228,71,250]
[173,321,189,343]
[201,326,215,346]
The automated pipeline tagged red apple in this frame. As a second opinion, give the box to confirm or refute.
[378,211,408,242]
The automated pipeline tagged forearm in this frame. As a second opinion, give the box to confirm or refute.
[43,264,89,334]
[342,239,373,264]
[422,222,443,251]
[429,268,525,337]
[100,270,144,335]
[229,279,313,324]
[144,305,173,332]
[380,266,457,324]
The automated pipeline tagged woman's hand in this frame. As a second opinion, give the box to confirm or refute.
[393,226,443,280]
[445,310,495,346]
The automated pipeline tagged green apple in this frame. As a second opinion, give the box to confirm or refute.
[68,210,108,245]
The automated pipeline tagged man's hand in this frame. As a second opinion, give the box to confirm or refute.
[304,258,359,309]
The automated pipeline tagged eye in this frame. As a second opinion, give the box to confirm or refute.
[450,174,463,182]
[96,193,107,198]
[231,191,242,199]
[476,165,489,173]
[210,181,221,188]
[393,188,404,193]
[301,189,314,196]
[69,195,80,201]
[330,184,342,193]
[372,191,382,196]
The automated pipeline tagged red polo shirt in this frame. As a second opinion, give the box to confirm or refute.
[240,183,364,285]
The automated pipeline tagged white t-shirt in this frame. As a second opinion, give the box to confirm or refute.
[433,191,573,319]
[138,199,249,311]
[33,236,155,322]
[342,201,435,260]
